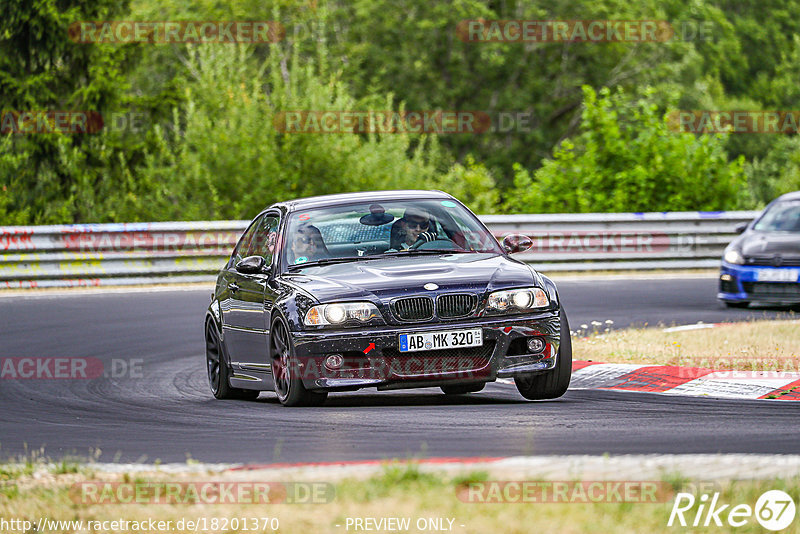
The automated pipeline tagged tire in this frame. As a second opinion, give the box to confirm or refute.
[441,383,486,395]
[724,301,749,308]
[205,320,259,401]
[271,318,328,407]
[514,309,572,400]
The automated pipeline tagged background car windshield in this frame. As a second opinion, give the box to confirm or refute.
[285,199,502,265]
[753,200,800,232]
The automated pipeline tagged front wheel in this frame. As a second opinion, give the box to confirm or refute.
[514,310,572,400]
[205,320,259,400]
[271,318,328,407]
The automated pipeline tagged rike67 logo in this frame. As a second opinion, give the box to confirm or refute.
[669,490,796,531]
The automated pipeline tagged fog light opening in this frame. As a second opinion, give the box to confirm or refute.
[526,337,546,354]
[720,274,733,281]
[324,353,344,370]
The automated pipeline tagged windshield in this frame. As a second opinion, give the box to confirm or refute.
[753,200,800,232]
[284,199,503,267]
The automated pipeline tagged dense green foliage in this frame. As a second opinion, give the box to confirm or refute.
[506,86,746,213]
[1,0,798,223]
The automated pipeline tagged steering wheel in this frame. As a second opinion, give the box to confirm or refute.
[409,238,459,251]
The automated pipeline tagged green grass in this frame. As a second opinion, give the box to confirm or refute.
[2,460,800,533]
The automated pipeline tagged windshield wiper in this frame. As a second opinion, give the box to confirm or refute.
[288,249,481,270]
[384,249,477,255]
[287,256,384,270]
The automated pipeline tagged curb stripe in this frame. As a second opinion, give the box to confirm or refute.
[570,361,800,400]
[601,365,714,393]
[570,363,646,389]
[759,378,800,400]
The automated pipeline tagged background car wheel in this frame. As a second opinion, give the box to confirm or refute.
[271,318,328,407]
[514,309,572,400]
[724,301,750,308]
[205,321,259,401]
[441,383,485,395]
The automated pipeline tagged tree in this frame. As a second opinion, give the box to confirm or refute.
[129,35,448,220]
[0,0,139,223]
[506,86,745,213]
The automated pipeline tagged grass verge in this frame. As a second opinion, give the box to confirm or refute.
[2,461,800,533]
[573,319,800,370]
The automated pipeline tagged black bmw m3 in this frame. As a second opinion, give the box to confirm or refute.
[205,190,572,406]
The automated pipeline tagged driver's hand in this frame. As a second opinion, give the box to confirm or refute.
[416,231,437,243]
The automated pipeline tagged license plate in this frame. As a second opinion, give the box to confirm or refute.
[756,269,799,282]
[398,328,483,353]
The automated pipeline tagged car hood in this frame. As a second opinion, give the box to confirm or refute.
[737,231,800,257]
[280,253,540,302]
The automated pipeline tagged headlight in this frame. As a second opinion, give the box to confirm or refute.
[486,287,549,313]
[723,248,745,265]
[304,302,380,326]
[324,304,346,323]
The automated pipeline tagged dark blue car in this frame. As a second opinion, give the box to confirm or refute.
[205,190,571,406]
[719,191,800,307]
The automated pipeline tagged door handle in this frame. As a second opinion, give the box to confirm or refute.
[227,282,240,293]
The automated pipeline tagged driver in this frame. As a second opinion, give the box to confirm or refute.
[392,207,437,250]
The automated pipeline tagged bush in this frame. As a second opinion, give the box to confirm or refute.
[744,135,800,207]
[505,86,746,213]
[435,156,499,214]
[130,39,448,221]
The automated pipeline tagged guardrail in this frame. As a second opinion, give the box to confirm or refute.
[0,211,758,289]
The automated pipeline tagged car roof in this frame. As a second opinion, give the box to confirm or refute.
[268,190,456,212]
[776,190,800,202]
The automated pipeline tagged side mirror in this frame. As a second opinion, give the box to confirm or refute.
[502,234,534,254]
[236,255,269,275]
[734,222,749,234]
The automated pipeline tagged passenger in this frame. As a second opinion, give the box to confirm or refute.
[291,225,328,263]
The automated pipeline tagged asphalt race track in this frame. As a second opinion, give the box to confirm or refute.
[1,276,797,463]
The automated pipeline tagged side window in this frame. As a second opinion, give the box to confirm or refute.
[246,215,280,265]
[230,217,262,267]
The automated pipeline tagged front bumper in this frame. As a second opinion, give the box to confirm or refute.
[291,312,562,391]
[718,261,800,304]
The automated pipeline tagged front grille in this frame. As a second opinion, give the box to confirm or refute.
[742,282,800,297]
[746,256,800,267]
[436,293,477,318]
[392,296,434,321]
[381,341,495,378]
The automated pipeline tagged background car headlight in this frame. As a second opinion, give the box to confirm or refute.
[305,302,380,326]
[486,288,549,313]
[724,248,745,264]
